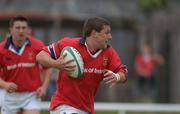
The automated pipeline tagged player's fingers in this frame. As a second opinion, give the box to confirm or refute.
[109,83,116,88]
[60,59,74,67]
[38,92,45,98]
[60,53,67,60]
[8,83,17,91]
[7,87,16,93]
[103,74,114,81]
[65,67,76,72]
[9,87,16,91]
[36,88,45,98]
[37,92,42,98]
[7,89,13,93]
[103,69,108,73]
[11,83,17,89]
[62,53,67,59]
[65,59,75,64]
[64,60,76,69]
[103,69,108,75]
[103,70,113,77]
[105,78,116,84]
[36,88,41,93]
[65,63,76,68]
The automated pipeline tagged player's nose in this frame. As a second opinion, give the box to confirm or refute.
[108,34,112,40]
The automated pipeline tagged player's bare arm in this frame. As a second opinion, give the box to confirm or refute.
[36,68,52,98]
[36,50,76,72]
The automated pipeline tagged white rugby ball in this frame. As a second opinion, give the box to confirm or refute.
[61,46,84,78]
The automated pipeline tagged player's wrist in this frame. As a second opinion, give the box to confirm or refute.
[114,73,121,82]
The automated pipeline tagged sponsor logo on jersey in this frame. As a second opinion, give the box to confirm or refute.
[7,62,35,70]
[103,56,108,66]
[28,52,33,60]
[84,68,103,74]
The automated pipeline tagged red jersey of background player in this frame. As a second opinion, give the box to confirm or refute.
[135,54,156,77]
[0,36,44,92]
[43,37,127,114]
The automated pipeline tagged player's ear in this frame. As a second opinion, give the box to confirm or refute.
[9,27,12,34]
[91,30,97,38]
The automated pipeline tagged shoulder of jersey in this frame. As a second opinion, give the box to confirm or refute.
[0,40,6,50]
[28,37,44,47]
[61,37,81,44]
[61,46,84,78]
[29,37,43,43]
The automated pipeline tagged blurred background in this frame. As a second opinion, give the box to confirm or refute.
[0,0,180,112]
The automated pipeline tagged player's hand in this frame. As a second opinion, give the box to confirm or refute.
[36,86,46,98]
[103,69,121,88]
[4,82,17,93]
[56,53,76,73]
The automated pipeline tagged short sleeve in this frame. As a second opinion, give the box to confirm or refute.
[42,40,61,60]
[108,48,128,74]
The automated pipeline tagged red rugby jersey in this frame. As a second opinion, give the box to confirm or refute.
[44,37,127,114]
[135,54,156,77]
[0,68,3,79]
[0,36,44,92]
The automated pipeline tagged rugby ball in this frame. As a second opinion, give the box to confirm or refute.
[61,46,84,78]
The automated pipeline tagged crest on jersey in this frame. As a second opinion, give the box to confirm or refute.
[28,52,33,60]
[103,57,108,66]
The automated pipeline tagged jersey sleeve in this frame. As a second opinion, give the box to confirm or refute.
[108,48,128,74]
[42,40,62,60]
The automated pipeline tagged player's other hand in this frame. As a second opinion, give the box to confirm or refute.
[103,69,120,88]
[36,86,46,98]
[4,82,17,93]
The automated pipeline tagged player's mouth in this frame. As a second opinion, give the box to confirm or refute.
[105,40,108,43]
[18,33,27,39]
[19,34,24,37]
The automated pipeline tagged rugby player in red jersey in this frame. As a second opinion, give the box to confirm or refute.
[134,44,164,97]
[0,16,52,114]
[36,17,128,114]
[0,68,5,114]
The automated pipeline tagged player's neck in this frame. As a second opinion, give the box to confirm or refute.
[86,37,98,53]
[12,37,26,47]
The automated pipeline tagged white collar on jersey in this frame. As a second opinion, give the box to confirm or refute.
[9,40,29,55]
[85,42,102,58]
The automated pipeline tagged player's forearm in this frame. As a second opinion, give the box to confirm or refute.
[0,79,4,88]
[0,78,10,89]
[36,51,57,67]
[41,68,52,90]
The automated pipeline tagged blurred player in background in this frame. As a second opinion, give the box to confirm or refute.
[134,44,164,97]
[36,16,128,114]
[0,16,52,114]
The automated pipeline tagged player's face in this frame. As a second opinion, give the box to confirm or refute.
[10,21,29,45]
[95,25,112,49]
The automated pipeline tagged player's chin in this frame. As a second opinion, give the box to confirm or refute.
[103,44,108,49]
[17,37,26,41]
